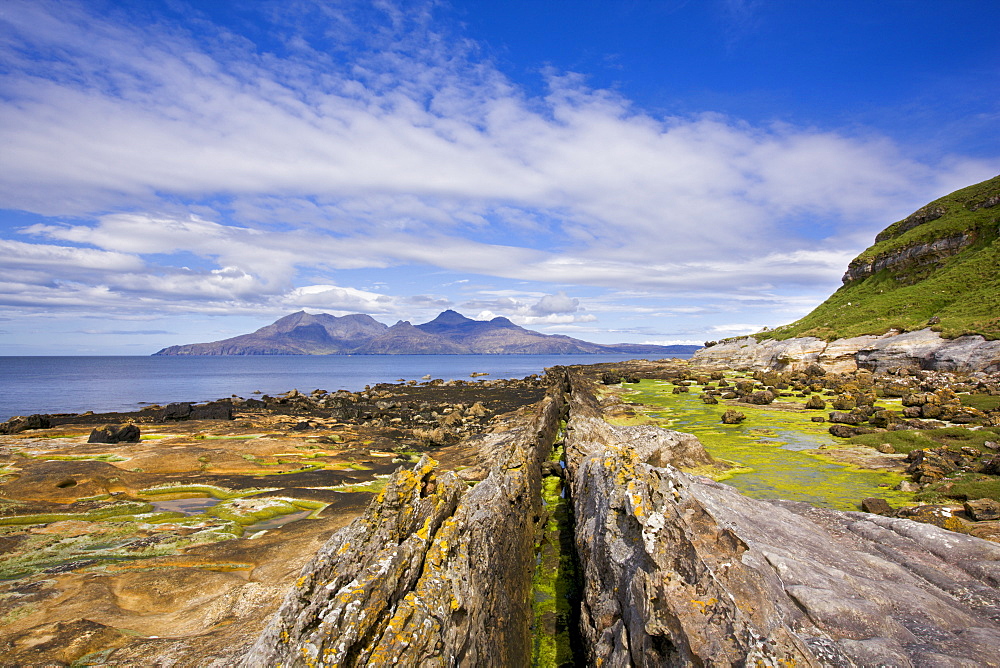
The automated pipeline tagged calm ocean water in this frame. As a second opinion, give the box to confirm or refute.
[0,354,689,420]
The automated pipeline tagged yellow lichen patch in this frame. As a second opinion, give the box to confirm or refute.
[690,597,717,614]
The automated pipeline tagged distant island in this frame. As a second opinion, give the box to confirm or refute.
[153,309,699,356]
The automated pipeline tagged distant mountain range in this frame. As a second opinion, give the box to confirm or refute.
[153,310,698,356]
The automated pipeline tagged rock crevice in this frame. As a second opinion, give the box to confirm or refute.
[240,381,566,667]
[238,366,1000,667]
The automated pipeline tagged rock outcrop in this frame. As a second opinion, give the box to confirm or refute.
[562,369,1000,666]
[693,328,1000,373]
[240,382,565,667]
[235,365,1000,667]
[757,174,1000,343]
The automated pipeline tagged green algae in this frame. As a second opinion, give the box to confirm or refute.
[327,479,389,494]
[139,484,274,500]
[0,518,239,580]
[20,453,127,462]
[531,458,582,666]
[847,425,1000,455]
[208,497,317,525]
[0,501,155,527]
[622,380,913,511]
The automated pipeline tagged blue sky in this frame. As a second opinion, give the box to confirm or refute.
[0,0,997,354]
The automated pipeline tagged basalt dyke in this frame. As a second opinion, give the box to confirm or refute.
[3,361,1000,666]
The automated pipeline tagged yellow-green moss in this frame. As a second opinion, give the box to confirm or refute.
[622,380,913,511]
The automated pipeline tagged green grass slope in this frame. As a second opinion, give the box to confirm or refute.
[764,174,1000,342]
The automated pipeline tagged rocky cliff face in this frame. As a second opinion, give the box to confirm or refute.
[842,231,977,284]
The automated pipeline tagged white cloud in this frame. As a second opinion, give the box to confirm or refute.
[708,323,765,336]
[0,0,997,349]
[530,291,579,316]
[0,239,143,272]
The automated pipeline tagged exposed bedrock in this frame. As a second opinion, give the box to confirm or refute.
[564,370,1000,666]
[239,367,1000,667]
[240,379,566,667]
[693,328,1000,373]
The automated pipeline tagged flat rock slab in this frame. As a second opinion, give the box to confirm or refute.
[565,371,1000,667]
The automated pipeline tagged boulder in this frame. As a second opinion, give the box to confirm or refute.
[159,402,192,421]
[868,409,900,429]
[190,401,233,420]
[87,423,140,444]
[979,454,1000,476]
[861,497,893,515]
[965,498,1000,522]
[804,395,826,409]
[828,411,862,425]
[828,424,877,438]
[745,389,776,405]
[721,409,746,424]
[830,394,857,411]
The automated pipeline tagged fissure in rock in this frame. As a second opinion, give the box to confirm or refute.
[531,417,585,667]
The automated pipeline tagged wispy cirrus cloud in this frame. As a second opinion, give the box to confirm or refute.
[0,0,996,352]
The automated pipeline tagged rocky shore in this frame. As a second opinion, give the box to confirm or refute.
[693,327,1000,374]
[2,360,1000,665]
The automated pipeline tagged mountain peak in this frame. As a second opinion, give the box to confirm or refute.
[154,309,698,356]
[424,309,475,326]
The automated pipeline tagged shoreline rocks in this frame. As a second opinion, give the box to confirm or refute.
[693,328,1000,374]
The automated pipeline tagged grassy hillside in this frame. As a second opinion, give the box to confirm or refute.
[763,174,1000,342]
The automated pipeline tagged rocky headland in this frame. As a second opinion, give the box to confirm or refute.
[4,358,1000,666]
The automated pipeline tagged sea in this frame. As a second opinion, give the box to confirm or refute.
[0,354,690,421]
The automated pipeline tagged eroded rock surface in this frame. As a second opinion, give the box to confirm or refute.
[564,369,1000,666]
[240,387,564,667]
[694,328,1000,374]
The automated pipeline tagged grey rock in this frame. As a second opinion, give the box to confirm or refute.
[692,328,1000,374]
[564,373,1000,667]
[240,388,565,667]
[861,497,892,515]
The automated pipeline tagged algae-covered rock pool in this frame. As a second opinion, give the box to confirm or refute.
[620,379,913,511]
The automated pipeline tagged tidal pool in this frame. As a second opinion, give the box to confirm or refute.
[149,496,220,515]
[621,380,912,511]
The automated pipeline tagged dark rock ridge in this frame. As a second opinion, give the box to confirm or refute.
[154,309,698,356]
[842,231,977,284]
[235,366,1000,666]
[847,183,997,284]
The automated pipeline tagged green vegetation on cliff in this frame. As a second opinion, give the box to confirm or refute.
[764,174,1000,341]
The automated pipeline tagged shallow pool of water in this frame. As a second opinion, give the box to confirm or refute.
[149,496,221,515]
[622,380,911,511]
[245,510,311,533]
